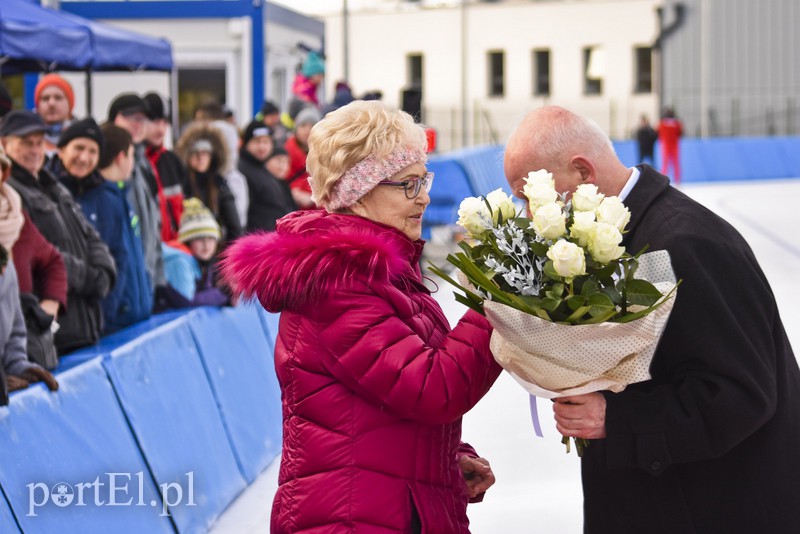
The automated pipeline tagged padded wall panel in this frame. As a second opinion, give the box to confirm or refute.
[0,360,173,534]
[102,320,246,533]
[187,306,281,483]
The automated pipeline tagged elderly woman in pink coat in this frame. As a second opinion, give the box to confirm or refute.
[223,100,502,533]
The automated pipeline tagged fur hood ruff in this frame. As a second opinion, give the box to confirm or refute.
[221,210,423,312]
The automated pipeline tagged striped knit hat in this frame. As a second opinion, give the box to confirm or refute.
[178,198,221,243]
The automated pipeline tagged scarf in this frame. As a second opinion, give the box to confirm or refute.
[0,183,23,251]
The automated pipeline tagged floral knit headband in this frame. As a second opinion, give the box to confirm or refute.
[314,146,427,211]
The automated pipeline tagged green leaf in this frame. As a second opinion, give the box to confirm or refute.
[625,279,663,306]
[530,242,549,256]
[546,283,565,299]
[587,292,616,317]
[566,294,586,311]
[580,279,598,297]
[601,286,622,304]
[543,260,560,281]
[540,296,562,312]
[454,293,485,314]
[564,305,591,323]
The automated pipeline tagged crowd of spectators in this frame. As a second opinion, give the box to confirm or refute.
[0,46,382,402]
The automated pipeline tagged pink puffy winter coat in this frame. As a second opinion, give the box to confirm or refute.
[223,210,502,533]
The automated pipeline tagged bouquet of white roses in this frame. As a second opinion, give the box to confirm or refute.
[430,170,679,455]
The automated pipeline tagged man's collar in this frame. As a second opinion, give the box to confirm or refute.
[617,166,641,202]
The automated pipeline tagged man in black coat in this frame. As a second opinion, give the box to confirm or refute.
[504,105,800,533]
[1,111,116,354]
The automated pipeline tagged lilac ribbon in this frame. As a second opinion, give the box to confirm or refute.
[529,395,544,437]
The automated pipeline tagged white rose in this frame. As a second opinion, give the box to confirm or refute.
[569,210,596,247]
[525,169,555,188]
[522,170,558,210]
[596,196,631,231]
[571,184,605,212]
[587,222,624,263]
[485,188,518,222]
[532,203,567,241]
[547,240,587,279]
[457,196,493,237]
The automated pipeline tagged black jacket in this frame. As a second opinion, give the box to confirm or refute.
[8,162,116,354]
[582,166,800,533]
[239,150,296,233]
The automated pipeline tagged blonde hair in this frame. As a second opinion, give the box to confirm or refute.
[307,100,427,208]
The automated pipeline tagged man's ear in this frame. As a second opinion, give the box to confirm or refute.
[570,156,596,184]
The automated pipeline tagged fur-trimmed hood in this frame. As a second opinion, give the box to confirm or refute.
[221,210,424,312]
[176,122,229,176]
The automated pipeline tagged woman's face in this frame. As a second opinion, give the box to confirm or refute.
[189,151,212,173]
[349,161,430,241]
[189,236,218,261]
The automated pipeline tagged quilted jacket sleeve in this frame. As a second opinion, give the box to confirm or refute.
[311,282,502,425]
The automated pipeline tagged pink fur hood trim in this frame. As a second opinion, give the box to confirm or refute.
[221,210,422,312]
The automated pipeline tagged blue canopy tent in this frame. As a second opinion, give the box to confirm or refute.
[0,0,92,72]
[0,0,173,113]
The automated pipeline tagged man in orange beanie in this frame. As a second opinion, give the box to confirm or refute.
[34,74,75,153]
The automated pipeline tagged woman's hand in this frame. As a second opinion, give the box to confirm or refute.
[459,455,495,498]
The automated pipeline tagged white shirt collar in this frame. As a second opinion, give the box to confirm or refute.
[617,167,640,202]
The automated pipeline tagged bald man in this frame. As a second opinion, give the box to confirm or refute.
[505,106,800,533]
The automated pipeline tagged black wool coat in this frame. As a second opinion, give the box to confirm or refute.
[582,166,800,533]
[8,163,116,354]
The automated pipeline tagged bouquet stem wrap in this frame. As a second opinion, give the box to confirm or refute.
[485,250,678,399]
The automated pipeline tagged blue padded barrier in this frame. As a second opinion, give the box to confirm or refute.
[447,145,509,196]
[611,140,639,168]
[57,309,193,373]
[0,488,20,532]
[102,317,247,533]
[769,137,800,177]
[422,158,475,237]
[0,359,173,534]
[187,305,281,483]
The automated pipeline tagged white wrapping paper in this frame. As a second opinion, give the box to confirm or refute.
[483,250,678,399]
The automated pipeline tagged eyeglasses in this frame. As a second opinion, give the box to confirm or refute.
[378,172,434,199]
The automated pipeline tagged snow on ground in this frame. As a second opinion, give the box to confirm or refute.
[210,178,800,533]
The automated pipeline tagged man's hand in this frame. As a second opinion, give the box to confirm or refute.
[459,456,495,498]
[20,367,59,392]
[39,299,59,319]
[553,393,607,439]
[6,375,29,392]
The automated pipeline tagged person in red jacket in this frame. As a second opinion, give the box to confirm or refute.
[658,106,683,184]
[223,100,502,533]
[284,106,321,208]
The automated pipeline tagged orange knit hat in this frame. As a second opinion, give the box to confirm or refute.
[34,74,75,111]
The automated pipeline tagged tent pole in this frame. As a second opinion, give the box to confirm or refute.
[85,69,93,117]
[169,67,178,145]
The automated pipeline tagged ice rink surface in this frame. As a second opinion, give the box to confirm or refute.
[211,178,800,533]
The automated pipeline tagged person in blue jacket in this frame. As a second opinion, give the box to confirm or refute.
[56,120,152,333]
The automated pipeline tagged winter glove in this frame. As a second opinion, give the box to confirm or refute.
[20,367,59,392]
[6,375,29,392]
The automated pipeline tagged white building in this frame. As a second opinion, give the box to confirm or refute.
[323,0,661,150]
[59,1,323,130]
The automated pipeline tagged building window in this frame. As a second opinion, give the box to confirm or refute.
[488,50,505,97]
[583,46,603,95]
[634,46,653,93]
[533,48,551,96]
[407,53,423,88]
[178,67,226,127]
